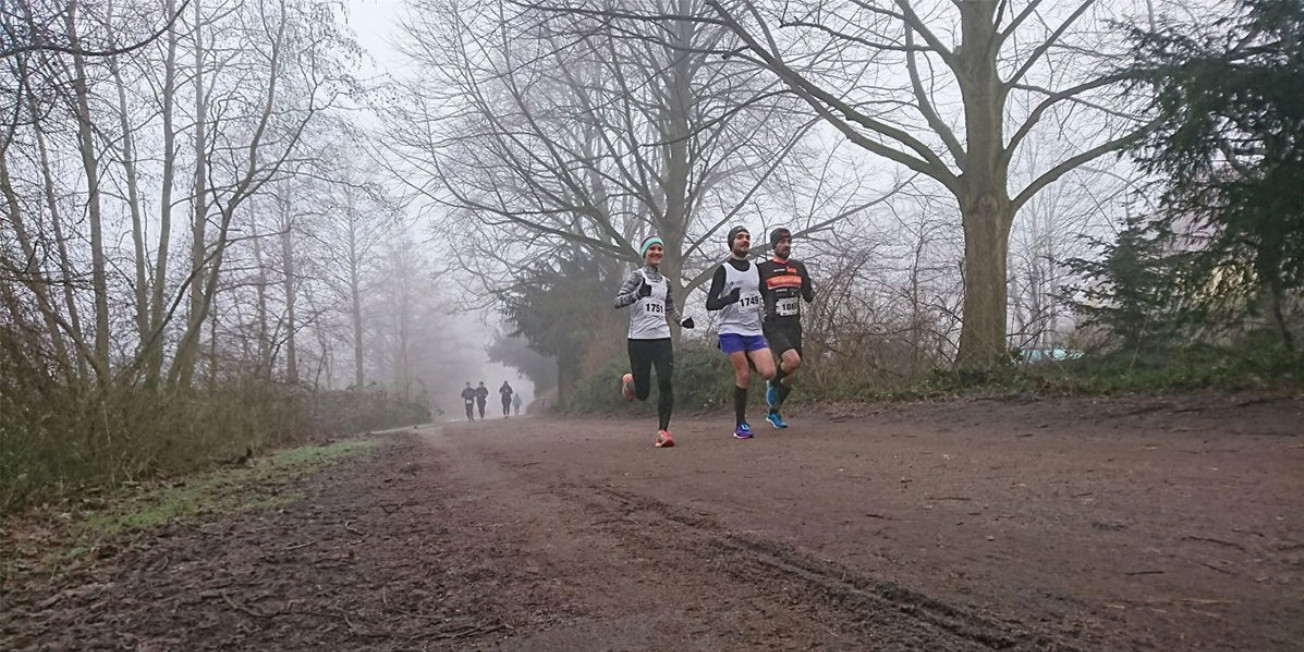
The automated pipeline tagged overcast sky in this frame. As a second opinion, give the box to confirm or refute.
[343,0,408,78]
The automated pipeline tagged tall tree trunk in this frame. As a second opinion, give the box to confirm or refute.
[250,218,271,377]
[174,0,209,387]
[955,1,1012,368]
[280,195,298,384]
[207,305,219,392]
[345,191,365,388]
[1268,268,1295,354]
[958,193,1014,368]
[67,1,112,379]
[110,55,151,351]
[145,0,180,387]
[660,0,694,343]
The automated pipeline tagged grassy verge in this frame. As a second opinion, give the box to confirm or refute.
[15,438,378,572]
[843,346,1304,402]
[80,438,376,537]
[1,381,430,516]
[562,342,1304,414]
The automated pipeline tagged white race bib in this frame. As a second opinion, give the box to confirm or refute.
[777,297,800,317]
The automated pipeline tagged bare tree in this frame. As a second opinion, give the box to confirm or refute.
[168,0,350,386]
[542,0,1165,365]
[388,0,866,309]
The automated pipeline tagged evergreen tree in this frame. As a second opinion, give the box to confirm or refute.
[1125,0,1304,351]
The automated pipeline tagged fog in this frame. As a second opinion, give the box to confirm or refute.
[0,0,1249,416]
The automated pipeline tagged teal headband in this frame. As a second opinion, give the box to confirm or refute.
[639,236,664,257]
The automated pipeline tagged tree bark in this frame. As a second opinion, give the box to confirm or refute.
[251,217,272,377]
[67,1,112,379]
[173,0,209,387]
[145,0,180,387]
[110,54,151,351]
[955,1,1013,367]
[279,192,298,383]
[347,193,365,388]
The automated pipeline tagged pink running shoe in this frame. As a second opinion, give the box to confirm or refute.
[655,430,675,447]
[620,373,635,401]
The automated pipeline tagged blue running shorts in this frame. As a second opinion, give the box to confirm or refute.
[719,333,768,354]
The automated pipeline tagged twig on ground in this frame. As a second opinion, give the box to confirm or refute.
[343,521,364,536]
[1200,562,1234,575]
[221,591,270,618]
[1182,535,1246,551]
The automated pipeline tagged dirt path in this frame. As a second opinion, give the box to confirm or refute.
[3,393,1302,650]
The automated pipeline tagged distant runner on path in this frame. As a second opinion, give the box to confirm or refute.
[512,391,522,416]
[460,382,477,421]
[757,227,814,429]
[705,226,775,440]
[499,381,513,418]
[614,235,694,448]
[474,381,489,420]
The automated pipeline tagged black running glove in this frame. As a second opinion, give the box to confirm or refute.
[725,287,741,305]
[637,279,653,297]
[680,317,695,329]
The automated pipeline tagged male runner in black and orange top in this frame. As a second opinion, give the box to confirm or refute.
[757,227,814,429]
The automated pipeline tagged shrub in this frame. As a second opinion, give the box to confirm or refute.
[0,379,430,515]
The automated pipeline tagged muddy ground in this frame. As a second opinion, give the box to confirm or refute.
[2,392,1302,651]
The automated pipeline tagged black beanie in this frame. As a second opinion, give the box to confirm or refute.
[727,226,749,247]
[770,227,791,249]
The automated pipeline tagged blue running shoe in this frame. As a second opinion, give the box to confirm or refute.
[765,410,788,429]
[765,380,777,409]
[733,423,753,439]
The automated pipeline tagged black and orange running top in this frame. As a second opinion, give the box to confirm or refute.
[757,257,814,324]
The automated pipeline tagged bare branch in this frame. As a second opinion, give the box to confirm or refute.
[904,27,964,166]
[1004,0,1096,87]
[1002,72,1131,165]
[1,0,194,60]
[1012,117,1161,212]
[705,0,960,192]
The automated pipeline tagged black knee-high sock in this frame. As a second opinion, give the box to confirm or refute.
[776,382,793,408]
[734,386,747,426]
[773,365,787,384]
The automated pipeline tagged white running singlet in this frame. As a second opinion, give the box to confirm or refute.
[628,270,671,340]
[718,261,763,336]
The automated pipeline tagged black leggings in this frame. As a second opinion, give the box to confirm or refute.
[628,338,674,430]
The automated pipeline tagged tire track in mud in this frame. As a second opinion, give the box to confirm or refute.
[555,482,1077,652]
